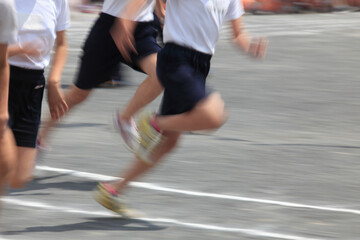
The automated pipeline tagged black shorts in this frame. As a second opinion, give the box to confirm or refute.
[8,65,45,148]
[156,43,212,116]
[75,13,161,90]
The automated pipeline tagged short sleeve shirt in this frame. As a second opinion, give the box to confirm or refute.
[102,0,155,22]
[9,0,70,69]
[0,0,17,44]
[164,0,244,55]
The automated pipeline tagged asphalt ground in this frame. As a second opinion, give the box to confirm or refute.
[1,11,360,240]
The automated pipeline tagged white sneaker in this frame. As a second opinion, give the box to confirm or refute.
[113,110,140,152]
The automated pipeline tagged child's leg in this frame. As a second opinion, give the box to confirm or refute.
[7,146,37,189]
[109,130,181,194]
[0,128,16,198]
[119,53,163,121]
[114,53,163,151]
[40,13,127,143]
[155,92,227,132]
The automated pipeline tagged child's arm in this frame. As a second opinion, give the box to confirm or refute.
[154,0,166,26]
[47,30,68,120]
[7,41,42,58]
[111,0,149,61]
[230,17,268,59]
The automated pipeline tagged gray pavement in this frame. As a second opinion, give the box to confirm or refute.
[1,11,360,240]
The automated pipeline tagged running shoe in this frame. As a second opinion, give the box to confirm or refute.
[135,111,163,164]
[113,110,140,152]
[93,182,135,218]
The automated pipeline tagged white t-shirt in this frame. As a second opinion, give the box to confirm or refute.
[0,0,17,44]
[164,0,244,55]
[9,0,70,70]
[102,0,155,22]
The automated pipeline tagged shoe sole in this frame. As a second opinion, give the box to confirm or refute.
[93,188,145,218]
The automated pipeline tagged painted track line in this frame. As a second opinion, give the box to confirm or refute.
[36,165,360,215]
[1,197,324,240]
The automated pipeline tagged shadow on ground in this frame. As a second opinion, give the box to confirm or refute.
[2,217,166,234]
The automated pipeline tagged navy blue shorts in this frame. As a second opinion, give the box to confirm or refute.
[8,65,45,148]
[156,43,212,116]
[75,13,161,90]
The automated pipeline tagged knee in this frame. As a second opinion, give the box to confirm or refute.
[0,168,8,183]
[66,87,91,106]
[0,159,10,177]
[8,175,31,189]
[204,106,227,130]
[199,92,227,129]
[207,113,226,129]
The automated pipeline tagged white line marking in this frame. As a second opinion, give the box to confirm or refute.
[2,197,114,216]
[1,197,324,240]
[36,165,360,215]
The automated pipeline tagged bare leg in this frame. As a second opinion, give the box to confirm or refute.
[7,146,37,189]
[39,85,92,143]
[107,94,225,193]
[0,128,16,205]
[155,92,227,132]
[4,86,92,189]
[110,131,181,194]
[120,53,163,121]
[108,94,225,194]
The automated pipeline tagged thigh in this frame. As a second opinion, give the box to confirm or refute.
[137,53,157,77]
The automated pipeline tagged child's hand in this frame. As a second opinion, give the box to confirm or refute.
[111,18,137,62]
[47,82,68,120]
[248,37,268,59]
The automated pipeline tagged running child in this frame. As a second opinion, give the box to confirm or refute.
[94,0,268,216]
[0,0,17,208]
[38,0,166,151]
[6,0,70,188]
